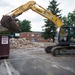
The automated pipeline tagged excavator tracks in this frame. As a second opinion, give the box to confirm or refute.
[51,46,75,56]
[45,45,75,56]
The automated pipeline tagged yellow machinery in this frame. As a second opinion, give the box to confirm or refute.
[1,1,63,32]
[1,1,75,56]
[9,1,63,27]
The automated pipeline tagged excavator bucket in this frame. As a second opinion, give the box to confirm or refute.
[1,15,19,32]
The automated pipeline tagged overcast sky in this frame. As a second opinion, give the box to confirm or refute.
[0,0,75,31]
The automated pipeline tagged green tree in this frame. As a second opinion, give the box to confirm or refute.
[42,0,62,42]
[62,10,75,26]
[18,19,31,32]
[62,16,68,26]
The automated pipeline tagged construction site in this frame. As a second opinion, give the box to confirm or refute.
[0,0,75,75]
[0,38,75,75]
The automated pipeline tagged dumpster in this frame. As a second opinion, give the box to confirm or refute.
[0,36,9,58]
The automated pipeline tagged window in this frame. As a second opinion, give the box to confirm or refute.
[60,27,69,42]
[70,27,75,42]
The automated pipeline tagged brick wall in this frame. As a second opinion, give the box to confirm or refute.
[20,32,50,42]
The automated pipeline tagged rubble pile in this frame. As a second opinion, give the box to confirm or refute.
[10,38,43,49]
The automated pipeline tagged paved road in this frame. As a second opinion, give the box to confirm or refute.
[0,48,75,75]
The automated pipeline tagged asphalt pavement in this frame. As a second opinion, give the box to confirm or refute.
[0,48,75,75]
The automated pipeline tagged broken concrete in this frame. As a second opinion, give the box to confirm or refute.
[10,38,44,49]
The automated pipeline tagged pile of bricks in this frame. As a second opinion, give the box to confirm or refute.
[10,38,43,49]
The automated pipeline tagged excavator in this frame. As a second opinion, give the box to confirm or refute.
[1,1,75,56]
[1,1,62,31]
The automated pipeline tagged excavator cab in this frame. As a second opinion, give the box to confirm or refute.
[55,26,75,46]
[45,26,75,55]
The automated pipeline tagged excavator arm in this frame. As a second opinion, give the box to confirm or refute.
[7,1,36,18]
[30,4,63,27]
[1,1,63,32]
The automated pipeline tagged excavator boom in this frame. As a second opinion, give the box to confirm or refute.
[7,1,36,18]
[1,1,63,32]
[30,4,63,27]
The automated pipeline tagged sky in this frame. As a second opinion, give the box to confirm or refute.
[0,0,75,32]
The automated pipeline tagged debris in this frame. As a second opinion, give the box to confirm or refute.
[10,38,43,49]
